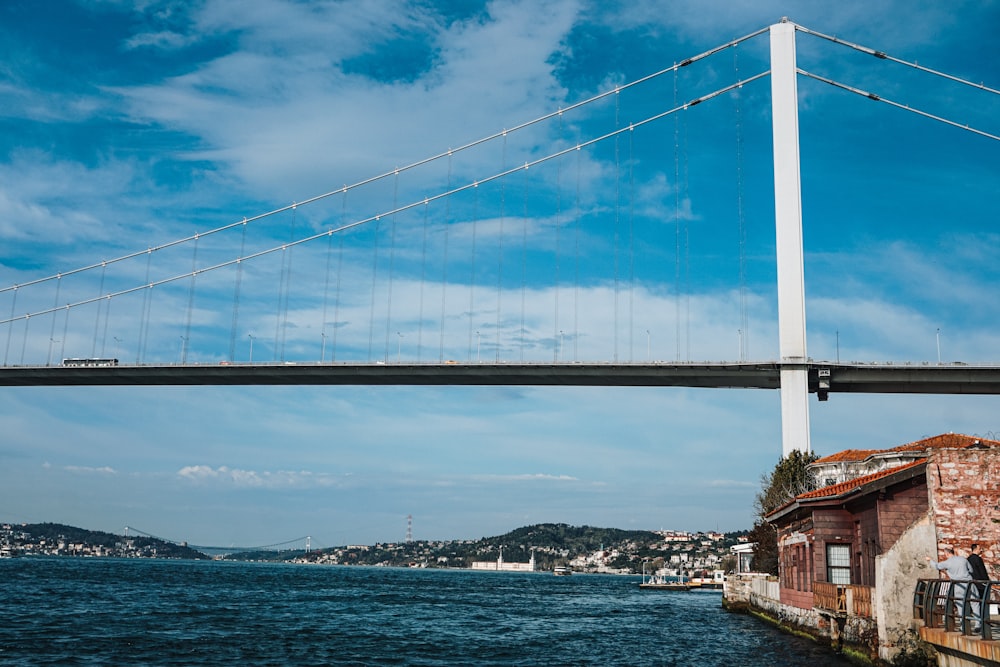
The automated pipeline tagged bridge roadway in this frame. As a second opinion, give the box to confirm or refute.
[2,361,1000,395]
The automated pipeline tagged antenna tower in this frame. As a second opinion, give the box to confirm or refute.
[406,514,413,542]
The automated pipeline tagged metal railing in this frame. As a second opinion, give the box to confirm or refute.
[914,579,999,640]
[814,581,873,618]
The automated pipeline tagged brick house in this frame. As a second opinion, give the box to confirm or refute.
[763,433,1000,663]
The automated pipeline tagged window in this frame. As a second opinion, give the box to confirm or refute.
[827,543,851,584]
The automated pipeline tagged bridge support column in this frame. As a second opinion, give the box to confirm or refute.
[770,20,811,456]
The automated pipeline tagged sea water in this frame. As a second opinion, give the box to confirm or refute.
[1,557,855,666]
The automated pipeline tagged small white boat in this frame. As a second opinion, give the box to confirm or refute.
[639,574,690,591]
[553,566,572,576]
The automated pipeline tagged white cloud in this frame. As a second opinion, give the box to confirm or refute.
[124,30,198,51]
[472,473,580,482]
[110,0,580,200]
[63,465,117,475]
[177,464,343,489]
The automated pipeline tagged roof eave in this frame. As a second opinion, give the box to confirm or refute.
[765,460,927,524]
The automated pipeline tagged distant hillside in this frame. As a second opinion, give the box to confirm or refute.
[479,523,661,551]
[4,521,746,570]
[235,522,747,573]
[6,522,210,560]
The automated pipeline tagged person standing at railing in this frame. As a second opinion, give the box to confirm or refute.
[968,543,990,632]
[968,544,989,583]
[926,547,978,632]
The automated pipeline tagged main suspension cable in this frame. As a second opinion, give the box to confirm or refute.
[2,27,769,298]
[0,72,771,328]
[794,23,1000,97]
[799,69,1000,142]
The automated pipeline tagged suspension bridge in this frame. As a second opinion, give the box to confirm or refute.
[2,21,999,455]
[124,526,312,556]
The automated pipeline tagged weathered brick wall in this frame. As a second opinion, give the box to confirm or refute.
[877,480,928,551]
[926,446,1000,579]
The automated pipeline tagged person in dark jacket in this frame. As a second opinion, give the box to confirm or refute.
[966,545,990,633]
[968,543,989,582]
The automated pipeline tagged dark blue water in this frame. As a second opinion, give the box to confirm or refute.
[1,558,853,666]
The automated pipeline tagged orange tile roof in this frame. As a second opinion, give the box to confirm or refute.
[812,449,881,464]
[795,458,927,501]
[891,433,1000,452]
[811,433,999,464]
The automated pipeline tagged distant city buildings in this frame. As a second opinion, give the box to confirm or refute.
[1,524,168,558]
[2,522,743,575]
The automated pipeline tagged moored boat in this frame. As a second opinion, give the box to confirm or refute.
[688,569,725,590]
[638,574,690,591]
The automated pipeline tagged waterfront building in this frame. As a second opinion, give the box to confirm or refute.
[727,433,1000,665]
[470,547,536,572]
[730,541,756,574]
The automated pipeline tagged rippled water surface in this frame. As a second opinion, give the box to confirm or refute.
[1,558,854,666]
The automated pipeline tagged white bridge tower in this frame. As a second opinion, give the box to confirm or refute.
[770,19,811,456]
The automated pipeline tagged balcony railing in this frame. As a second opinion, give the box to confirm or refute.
[813,581,873,618]
[913,579,999,640]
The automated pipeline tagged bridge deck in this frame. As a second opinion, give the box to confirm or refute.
[2,361,1000,394]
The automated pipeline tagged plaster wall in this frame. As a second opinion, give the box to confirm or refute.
[875,512,938,664]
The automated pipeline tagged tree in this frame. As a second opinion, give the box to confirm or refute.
[749,450,819,574]
[746,521,778,575]
[753,449,819,518]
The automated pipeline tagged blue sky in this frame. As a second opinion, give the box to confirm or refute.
[2,0,999,548]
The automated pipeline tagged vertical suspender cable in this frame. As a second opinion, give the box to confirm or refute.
[613,90,621,363]
[520,162,528,362]
[278,206,296,362]
[467,181,479,361]
[496,133,507,362]
[553,117,563,362]
[684,113,691,362]
[417,199,429,362]
[47,275,61,365]
[628,128,636,362]
[100,294,112,357]
[574,142,581,362]
[332,187,347,362]
[438,153,452,362]
[320,225,333,362]
[735,45,749,361]
[182,232,200,364]
[275,243,286,361]
[3,287,16,366]
[367,212,381,362]
[92,262,106,357]
[138,249,153,364]
[674,66,682,362]
[60,303,69,362]
[384,170,399,362]
[229,219,248,362]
